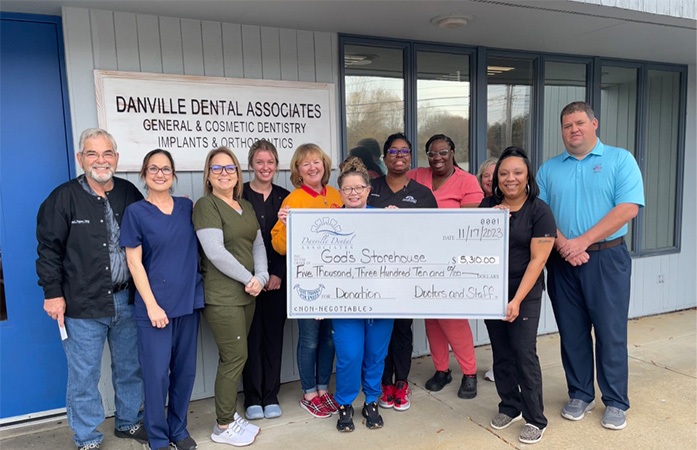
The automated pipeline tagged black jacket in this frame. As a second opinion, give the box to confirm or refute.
[36,176,143,318]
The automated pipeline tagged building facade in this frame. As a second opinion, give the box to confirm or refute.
[1,0,695,421]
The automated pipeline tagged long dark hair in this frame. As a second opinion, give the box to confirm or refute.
[491,146,539,203]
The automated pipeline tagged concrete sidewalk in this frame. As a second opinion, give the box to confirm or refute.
[1,309,695,450]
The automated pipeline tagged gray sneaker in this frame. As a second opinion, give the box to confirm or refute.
[519,423,545,444]
[490,412,522,430]
[561,399,595,421]
[601,406,627,430]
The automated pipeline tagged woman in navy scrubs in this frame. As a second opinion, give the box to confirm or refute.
[121,149,204,450]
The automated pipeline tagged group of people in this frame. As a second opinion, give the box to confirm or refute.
[36,101,643,449]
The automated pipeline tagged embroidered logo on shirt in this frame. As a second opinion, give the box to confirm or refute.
[71,219,90,224]
[403,196,417,204]
[593,164,603,173]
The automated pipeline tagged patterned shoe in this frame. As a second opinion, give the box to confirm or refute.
[320,392,339,415]
[300,396,331,418]
[490,412,523,430]
[519,423,545,444]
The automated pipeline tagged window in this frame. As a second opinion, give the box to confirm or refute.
[487,56,533,158]
[340,35,687,256]
[642,69,682,251]
[542,61,587,162]
[416,51,471,169]
[344,44,404,171]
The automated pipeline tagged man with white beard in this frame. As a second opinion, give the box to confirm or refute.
[36,128,147,450]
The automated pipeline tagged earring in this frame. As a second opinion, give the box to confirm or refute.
[525,183,530,194]
[494,186,502,198]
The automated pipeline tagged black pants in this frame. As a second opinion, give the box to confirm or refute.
[242,281,287,407]
[381,318,413,384]
[485,298,547,429]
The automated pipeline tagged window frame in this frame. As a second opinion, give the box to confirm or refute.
[339,34,688,257]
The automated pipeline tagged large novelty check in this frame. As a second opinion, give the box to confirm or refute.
[287,208,508,319]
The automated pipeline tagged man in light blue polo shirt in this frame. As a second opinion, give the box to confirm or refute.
[537,101,644,431]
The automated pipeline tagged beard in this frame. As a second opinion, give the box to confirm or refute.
[86,165,114,183]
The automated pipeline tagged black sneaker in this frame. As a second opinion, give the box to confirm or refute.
[458,374,477,399]
[362,401,384,429]
[336,404,355,432]
[173,435,197,449]
[114,422,148,444]
[425,369,452,392]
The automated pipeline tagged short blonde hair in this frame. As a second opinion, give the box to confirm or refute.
[202,147,243,199]
[289,143,332,188]
[476,156,498,189]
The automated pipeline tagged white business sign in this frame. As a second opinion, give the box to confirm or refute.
[287,209,509,319]
[94,70,336,171]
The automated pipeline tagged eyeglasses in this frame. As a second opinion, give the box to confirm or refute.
[210,164,237,174]
[427,149,452,158]
[146,165,173,175]
[387,148,411,156]
[82,150,116,160]
[340,185,368,194]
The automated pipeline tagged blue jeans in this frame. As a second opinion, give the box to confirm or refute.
[296,319,335,393]
[62,290,144,447]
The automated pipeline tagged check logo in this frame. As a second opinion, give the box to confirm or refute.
[294,284,326,301]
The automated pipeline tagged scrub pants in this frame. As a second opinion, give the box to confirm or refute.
[547,244,632,411]
[243,282,287,408]
[333,319,394,405]
[203,303,255,425]
[485,298,547,429]
[425,319,476,375]
[138,311,200,450]
[382,318,413,384]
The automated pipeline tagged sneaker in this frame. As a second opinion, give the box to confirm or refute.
[425,369,452,392]
[458,374,477,399]
[484,367,495,382]
[245,405,264,420]
[393,381,411,411]
[519,423,545,444]
[490,412,523,430]
[211,423,256,447]
[78,443,101,450]
[114,423,148,444]
[173,435,197,450]
[561,399,595,421]
[263,404,283,419]
[320,392,339,415]
[300,396,331,418]
[601,406,627,430]
[336,404,355,432]
[234,412,260,435]
[379,384,395,409]
[362,401,384,429]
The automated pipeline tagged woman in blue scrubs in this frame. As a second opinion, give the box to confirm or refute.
[121,149,204,450]
[333,157,394,432]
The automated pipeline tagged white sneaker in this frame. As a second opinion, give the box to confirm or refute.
[211,422,256,447]
[484,367,495,382]
[234,412,260,435]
